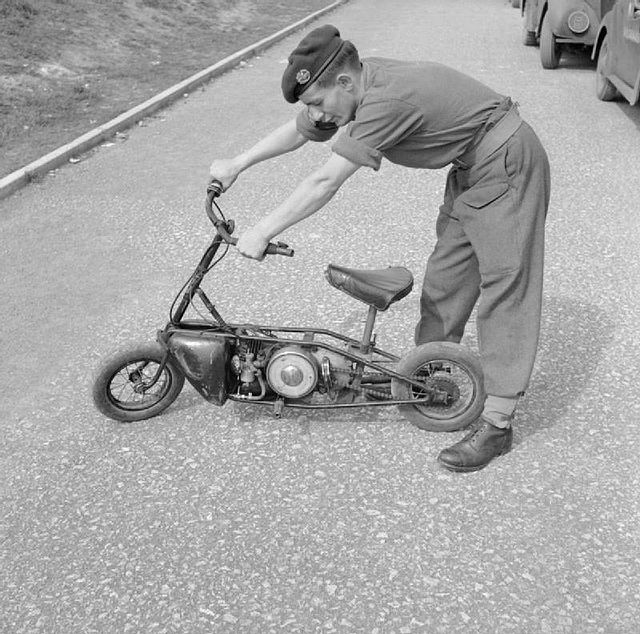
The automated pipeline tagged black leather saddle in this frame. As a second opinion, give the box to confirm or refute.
[324,264,414,311]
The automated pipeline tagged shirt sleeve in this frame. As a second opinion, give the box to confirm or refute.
[332,99,423,170]
[295,108,339,142]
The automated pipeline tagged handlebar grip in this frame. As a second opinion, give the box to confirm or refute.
[207,180,223,198]
[265,241,294,257]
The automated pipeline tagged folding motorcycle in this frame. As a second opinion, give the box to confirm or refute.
[92,182,485,432]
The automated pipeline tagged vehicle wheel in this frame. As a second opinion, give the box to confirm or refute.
[92,342,185,422]
[595,36,619,101]
[391,342,485,432]
[540,14,561,69]
[522,28,537,47]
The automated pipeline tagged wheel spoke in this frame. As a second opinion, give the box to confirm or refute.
[107,360,169,410]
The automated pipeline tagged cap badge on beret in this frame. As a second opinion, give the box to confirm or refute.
[296,69,311,85]
[281,24,346,103]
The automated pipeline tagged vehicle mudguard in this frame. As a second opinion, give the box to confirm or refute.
[165,330,229,405]
[545,0,601,42]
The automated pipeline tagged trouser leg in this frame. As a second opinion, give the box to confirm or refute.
[417,207,524,426]
[456,123,550,400]
[473,250,544,399]
[415,174,481,345]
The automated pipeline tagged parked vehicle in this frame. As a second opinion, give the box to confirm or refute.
[522,0,542,45]
[521,0,617,68]
[593,0,640,103]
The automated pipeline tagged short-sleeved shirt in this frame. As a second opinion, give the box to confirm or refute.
[295,58,505,171]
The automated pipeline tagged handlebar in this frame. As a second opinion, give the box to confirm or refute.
[206,181,294,257]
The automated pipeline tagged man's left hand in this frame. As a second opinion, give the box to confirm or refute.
[236,227,270,260]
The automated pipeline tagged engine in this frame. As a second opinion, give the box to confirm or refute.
[230,341,353,401]
[266,347,318,398]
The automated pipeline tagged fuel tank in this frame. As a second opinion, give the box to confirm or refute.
[165,330,229,405]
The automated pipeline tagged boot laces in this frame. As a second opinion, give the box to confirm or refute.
[463,419,493,446]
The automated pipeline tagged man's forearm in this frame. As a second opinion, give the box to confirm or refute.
[253,173,339,239]
[236,118,307,171]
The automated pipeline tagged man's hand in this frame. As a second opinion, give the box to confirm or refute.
[236,227,270,261]
[208,157,242,191]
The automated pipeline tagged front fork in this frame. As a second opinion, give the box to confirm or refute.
[131,345,170,393]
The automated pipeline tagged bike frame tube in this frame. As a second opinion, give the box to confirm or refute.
[171,234,229,327]
[227,395,436,409]
[160,324,430,393]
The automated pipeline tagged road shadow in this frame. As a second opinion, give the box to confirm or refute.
[615,100,640,131]
[518,294,613,439]
[556,45,596,71]
[230,394,399,428]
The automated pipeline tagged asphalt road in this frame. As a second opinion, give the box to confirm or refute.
[1,0,639,632]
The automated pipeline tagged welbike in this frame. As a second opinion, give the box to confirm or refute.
[92,182,485,432]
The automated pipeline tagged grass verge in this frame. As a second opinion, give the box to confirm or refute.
[0,0,337,178]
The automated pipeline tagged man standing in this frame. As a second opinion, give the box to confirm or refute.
[209,25,550,472]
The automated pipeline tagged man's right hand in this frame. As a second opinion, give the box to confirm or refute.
[208,157,243,191]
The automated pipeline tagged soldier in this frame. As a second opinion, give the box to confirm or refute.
[209,25,550,472]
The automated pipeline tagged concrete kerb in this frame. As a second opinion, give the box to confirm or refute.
[0,0,348,201]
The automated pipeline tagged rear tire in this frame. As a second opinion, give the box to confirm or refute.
[540,15,561,69]
[93,342,184,422]
[392,342,485,432]
[595,37,619,101]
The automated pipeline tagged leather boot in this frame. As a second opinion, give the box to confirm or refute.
[437,417,512,472]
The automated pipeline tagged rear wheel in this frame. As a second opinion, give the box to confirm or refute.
[596,36,619,101]
[540,14,561,69]
[391,342,485,432]
[92,342,184,422]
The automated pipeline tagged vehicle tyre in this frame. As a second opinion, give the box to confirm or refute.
[391,342,485,432]
[92,342,185,422]
[595,36,619,101]
[540,14,561,69]
[522,27,537,47]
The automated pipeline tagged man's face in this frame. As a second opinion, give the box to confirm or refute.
[299,77,358,128]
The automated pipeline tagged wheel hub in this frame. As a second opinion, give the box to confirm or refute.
[427,375,460,406]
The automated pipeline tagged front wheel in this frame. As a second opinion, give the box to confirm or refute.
[540,15,561,69]
[391,342,485,432]
[92,342,185,422]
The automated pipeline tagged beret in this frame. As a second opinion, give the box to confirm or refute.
[281,24,346,103]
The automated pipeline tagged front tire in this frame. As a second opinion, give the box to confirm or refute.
[391,342,485,432]
[540,14,561,69]
[595,36,619,101]
[92,342,185,422]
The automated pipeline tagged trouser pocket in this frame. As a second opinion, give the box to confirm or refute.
[455,181,522,276]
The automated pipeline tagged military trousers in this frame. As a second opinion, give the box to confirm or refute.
[415,121,550,398]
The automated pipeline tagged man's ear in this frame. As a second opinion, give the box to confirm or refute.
[336,73,355,92]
